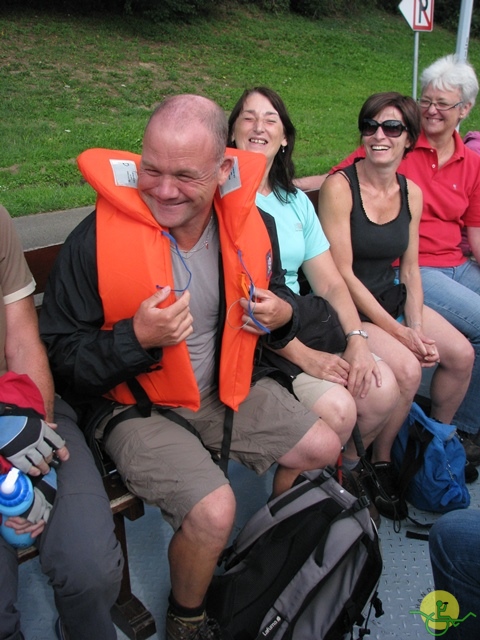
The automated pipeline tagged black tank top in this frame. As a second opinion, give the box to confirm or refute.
[341,161,411,299]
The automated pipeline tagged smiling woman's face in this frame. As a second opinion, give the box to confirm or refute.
[419,84,469,139]
[231,92,287,173]
[361,106,410,169]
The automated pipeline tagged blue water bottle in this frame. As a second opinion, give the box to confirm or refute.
[0,467,35,548]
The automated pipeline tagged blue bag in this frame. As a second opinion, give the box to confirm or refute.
[392,402,470,513]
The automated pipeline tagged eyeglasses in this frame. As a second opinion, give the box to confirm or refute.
[360,119,408,138]
[417,99,463,112]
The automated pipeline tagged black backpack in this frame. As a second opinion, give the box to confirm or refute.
[207,467,383,640]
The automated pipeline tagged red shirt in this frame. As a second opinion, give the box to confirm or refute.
[332,131,480,267]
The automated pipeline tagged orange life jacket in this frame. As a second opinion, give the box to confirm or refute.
[77,147,272,411]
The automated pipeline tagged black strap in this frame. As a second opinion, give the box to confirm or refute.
[405,514,434,540]
[406,530,430,541]
[154,406,204,442]
[0,402,43,419]
[126,377,152,417]
[102,402,204,444]
[104,378,233,478]
[219,407,234,476]
[352,423,366,458]
[102,405,146,443]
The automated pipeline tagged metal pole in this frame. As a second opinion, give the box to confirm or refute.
[413,31,419,99]
[456,0,474,61]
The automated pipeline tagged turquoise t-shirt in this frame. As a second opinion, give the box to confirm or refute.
[256,189,330,294]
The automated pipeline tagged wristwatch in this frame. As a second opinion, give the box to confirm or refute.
[345,329,368,340]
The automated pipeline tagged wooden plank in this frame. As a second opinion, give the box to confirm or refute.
[24,244,63,295]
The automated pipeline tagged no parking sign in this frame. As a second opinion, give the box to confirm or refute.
[398,0,435,97]
[399,0,434,32]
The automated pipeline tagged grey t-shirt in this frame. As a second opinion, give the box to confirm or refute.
[170,216,219,392]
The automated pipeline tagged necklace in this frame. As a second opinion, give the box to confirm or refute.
[174,215,215,259]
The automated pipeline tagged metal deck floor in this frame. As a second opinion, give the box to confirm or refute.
[16,462,480,640]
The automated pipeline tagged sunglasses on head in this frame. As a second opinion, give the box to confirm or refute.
[360,119,408,138]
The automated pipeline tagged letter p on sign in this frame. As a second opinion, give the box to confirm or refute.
[399,0,434,32]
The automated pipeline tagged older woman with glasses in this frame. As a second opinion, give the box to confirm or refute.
[308,55,480,465]
[318,90,474,509]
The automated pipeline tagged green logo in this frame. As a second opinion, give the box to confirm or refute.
[409,590,476,636]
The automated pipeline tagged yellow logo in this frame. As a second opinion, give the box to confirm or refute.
[409,590,476,636]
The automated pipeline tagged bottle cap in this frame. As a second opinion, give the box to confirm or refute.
[0,468,20,495]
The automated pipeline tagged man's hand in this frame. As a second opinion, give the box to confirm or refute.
[133,287,194,350]
[300,348,350,386]
[239,287,293,335]
[0,415,68,476]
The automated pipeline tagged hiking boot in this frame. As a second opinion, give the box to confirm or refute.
[166,609,224,640]
[341,466,381,529]
[457,430,480,466]
[361,461,408,521]
[465,460,479,484]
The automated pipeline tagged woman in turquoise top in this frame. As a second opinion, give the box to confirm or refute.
[228,87,407,520]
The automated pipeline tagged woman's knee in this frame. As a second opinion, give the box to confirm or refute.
[358,362,400,418]
[394,353,422,397]
[440,335,475,373]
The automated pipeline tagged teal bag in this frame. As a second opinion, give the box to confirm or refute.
[392,402,470,513]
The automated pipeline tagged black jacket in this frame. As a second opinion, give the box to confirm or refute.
[40,207,299,427]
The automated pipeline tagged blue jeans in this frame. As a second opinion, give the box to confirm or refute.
[420,261,480,435]
[429,510,480,640]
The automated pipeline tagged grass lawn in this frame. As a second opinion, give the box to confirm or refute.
[1,4,480,215]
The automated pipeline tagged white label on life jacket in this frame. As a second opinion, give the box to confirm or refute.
[218,157,241,197]
[110,159,138,188]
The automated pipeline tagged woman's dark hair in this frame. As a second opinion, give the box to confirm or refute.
[358,92,421,155]
[228,86,297,202]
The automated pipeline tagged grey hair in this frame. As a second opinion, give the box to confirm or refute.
[420,54,479,107]
[146,94,228,163]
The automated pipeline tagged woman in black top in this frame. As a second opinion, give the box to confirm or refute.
[319,92,474,510]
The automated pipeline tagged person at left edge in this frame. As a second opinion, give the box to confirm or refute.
[0,205,123,640]
[39,94,343,640]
